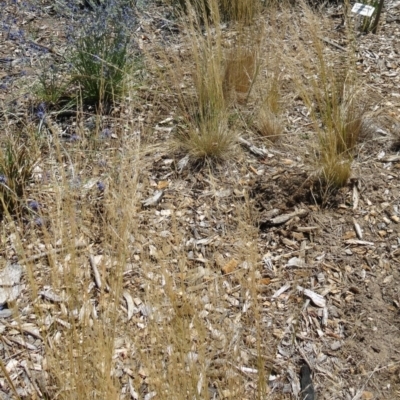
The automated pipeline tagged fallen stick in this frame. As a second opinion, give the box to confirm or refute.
[19,241,87,263]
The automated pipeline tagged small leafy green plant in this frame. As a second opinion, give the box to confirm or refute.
[35,62,70,106]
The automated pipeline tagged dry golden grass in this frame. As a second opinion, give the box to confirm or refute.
[156,0,274,162]
[253,62,284,142]
[158,0,240,162]
[220,0,262,25]
[320,152,353,190]
[332,92,366,155]
[25,129,140,398]
[170,0,264,25]
[223,47,258,105]
[174,117,236,161]
[255,108,284,142]
[289,2,370,193]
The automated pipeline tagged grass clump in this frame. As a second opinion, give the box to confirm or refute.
[175,114,234,161]
[316,87,366,195]
[71,25,129,105]
[294,5,369,197]
[325,89,365,156]
[168,0,273,162]
[30,0,141,110]
[68,1,138,106]
[255,107,284,143]
[167,2,237,162]
[0,136,38,217]
[316,78,366,190]
[35,62,71,107]
[320,152,352,190]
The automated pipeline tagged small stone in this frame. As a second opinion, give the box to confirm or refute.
[331,341,342,351]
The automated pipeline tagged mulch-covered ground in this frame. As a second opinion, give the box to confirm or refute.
[2,1,400,399]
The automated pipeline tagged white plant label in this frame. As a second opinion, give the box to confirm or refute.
[351,3,375,17]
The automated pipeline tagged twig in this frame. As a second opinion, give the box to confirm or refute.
[319,36,347,52]
[0,357,21,400]
[238,137,267,157]
[22,363,43,398]
[19,241,87,263]
[27,40,64,59]
[351,361,400,400]
[89,255,102,289]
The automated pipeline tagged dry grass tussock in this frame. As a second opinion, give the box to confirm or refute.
[288,2,372,194]
[165,4,284,161]
[0,128,280,399]
[173,13,235,161]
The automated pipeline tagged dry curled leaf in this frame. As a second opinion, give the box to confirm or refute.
[257,278,271,286]
[123,291,136,321]
[221,259,238,274]
[89,255,102,289]
[157,181,169,190]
